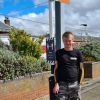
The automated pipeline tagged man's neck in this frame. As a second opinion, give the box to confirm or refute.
[64,47,73,51]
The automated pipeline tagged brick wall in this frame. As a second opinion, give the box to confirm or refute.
[0,72,50,100]
[84,62,100,78]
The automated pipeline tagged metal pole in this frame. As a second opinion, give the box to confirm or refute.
[81,24,87,43]
[83,24,87,43]
[55,1,61,50]
[49,0,55,37]
[48,1,56,100]
[48,1,62,100]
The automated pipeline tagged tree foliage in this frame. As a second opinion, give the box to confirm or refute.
[9,28,44,59]
[76,42,100,62]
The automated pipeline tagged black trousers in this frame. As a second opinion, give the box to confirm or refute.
[56,81,81,100]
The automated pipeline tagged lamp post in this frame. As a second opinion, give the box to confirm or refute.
[80,24,87,43]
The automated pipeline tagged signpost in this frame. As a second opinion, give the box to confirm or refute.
[46,37,55,64]
[46,37,56,100]
[46,37,55,74]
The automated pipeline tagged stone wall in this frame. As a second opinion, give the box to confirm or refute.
[0,72,50,100]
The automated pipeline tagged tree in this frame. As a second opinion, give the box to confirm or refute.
[9,28,44,59]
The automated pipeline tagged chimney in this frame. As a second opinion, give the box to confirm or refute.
[4,16,10,26]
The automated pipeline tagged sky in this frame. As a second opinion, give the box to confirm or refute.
[0,0,100,37]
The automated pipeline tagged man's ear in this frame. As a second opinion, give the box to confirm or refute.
[72,41,75,44]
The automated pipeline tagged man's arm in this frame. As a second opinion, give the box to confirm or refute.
[53,61,59,94]
[77,50,84,84]
[79,62,84,84]
[54,61,58,83]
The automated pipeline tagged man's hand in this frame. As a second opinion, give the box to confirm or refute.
[53,83,59,94]
[80,81,83,85]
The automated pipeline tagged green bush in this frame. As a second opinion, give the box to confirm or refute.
[0,48,50,82]
[76,42,100,62]
[8,28,43,59]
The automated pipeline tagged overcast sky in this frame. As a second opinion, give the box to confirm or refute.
[0,0,100,36]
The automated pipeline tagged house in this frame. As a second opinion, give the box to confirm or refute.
[0,17,11,45]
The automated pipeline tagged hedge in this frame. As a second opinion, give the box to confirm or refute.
[76,42,100,62]
[0,47,50,82]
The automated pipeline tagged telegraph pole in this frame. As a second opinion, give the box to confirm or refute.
[49,0,55,37]
[48,0,62,99]
[48,1,56,100]
[55,1,61,50]
[55,0,70,49]
[48,2,62,99]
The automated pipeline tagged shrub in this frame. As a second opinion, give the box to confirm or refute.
[9,28,43,59]
[0,48,50,82]
[76,42,100,62]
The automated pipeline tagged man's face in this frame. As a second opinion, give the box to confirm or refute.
[63,35,74,48]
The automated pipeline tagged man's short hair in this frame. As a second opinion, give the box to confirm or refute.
[62,31,74,38]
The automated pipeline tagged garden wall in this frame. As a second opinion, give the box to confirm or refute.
[0,72,50,100]
[84,61,100,78]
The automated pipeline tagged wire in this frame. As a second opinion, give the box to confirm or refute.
[0,1,49,25]
[0,14,49,25]
[13,1,48,12]
[34,1,48,7]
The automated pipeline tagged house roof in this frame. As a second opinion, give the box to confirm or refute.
[0,21,10,32]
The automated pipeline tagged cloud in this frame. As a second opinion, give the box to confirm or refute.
[0,16,4,22]
[10,9,49,35]
[64,0,100,36]
[31,0,100,36]
[8,11,20,16]
[66,0,100,15]
[1,0,100,37]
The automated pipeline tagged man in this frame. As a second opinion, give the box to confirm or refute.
[53,31,84,100]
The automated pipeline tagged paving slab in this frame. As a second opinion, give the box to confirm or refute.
[81,78,100,100]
